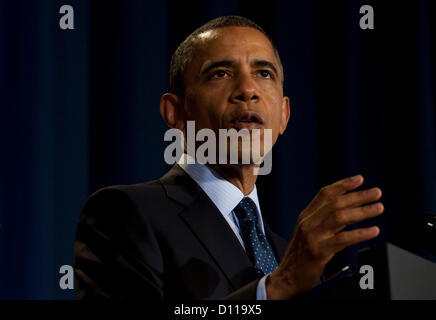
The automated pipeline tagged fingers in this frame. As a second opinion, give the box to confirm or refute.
[329,226,380,253]
[322,202,384,233]
[303,175,364,216]
[312,186,382,233]
[295,174,383,255]
[323,174,365,196]
[329,187,382,211]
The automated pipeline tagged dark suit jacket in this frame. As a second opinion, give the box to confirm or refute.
[74,164,289,300]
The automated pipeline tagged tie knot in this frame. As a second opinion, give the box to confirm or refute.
[233,197,258,223]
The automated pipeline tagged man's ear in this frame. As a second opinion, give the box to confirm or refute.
[279,96,291,135]
[160,93,185,130]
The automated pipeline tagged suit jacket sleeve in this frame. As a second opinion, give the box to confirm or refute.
[74,187,262,300]
[74,187,165,299]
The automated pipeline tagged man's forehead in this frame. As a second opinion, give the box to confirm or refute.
[192,26,278,64]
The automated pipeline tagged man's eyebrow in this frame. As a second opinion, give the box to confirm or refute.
[200,60,235,75]
[252,60,279,77]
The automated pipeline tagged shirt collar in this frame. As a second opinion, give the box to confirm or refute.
[177,154,262,219]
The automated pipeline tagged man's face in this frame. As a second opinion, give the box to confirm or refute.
[181,26,290,161]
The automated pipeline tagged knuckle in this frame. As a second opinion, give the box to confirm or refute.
[335,232,349,244]
[357,228,368,238]
[365,188,378,198]
[299,219,311,234]
[319,186,331,198]
[307,240,321,258]
[328,196,342,210]
[333,211,344,225]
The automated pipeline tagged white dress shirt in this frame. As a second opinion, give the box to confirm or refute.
[177,154,270,300]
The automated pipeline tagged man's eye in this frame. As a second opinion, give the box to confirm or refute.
[258,70,273,78]
[211,70,229,78]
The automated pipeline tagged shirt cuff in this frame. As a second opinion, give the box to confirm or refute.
[256,274,270,300]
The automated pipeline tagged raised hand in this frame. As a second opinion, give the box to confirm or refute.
[266,175,383,299]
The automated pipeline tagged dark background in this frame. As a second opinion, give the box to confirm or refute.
[0,0,435,299]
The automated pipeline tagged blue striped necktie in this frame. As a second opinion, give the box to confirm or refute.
[233,197,278,277]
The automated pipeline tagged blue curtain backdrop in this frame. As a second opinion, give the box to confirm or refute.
[0,0,435,299]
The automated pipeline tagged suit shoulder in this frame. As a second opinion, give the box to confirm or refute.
[82,178,181,222]
[105,179,166,202]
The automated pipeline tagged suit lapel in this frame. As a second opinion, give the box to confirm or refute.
[160,165,258,290]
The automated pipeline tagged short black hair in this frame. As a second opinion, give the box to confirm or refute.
[169,16,284,97]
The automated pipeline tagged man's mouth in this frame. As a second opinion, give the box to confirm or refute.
[231,111,264,130]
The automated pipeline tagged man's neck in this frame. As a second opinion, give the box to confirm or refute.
[207,163,259,196]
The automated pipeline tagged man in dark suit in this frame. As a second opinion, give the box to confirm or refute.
[74,16,384,300]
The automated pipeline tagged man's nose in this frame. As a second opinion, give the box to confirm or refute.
[230,73,259,103]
